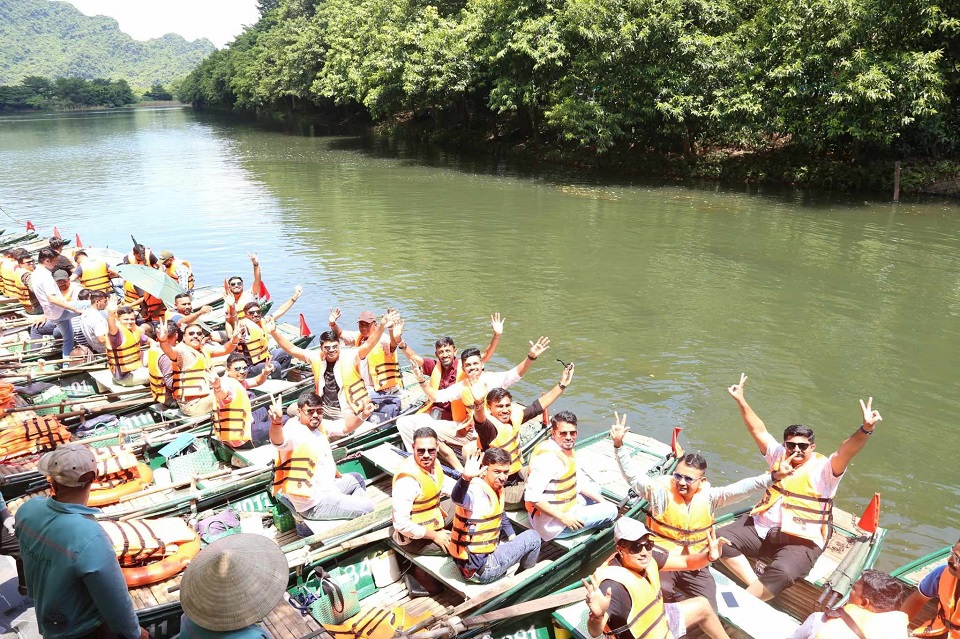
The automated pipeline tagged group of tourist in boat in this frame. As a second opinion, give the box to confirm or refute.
[1,233,959,639]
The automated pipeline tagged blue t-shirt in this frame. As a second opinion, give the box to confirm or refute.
[919,564,948,598]
[179,615,270,639]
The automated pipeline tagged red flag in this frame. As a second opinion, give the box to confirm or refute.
[25,220,35,231]
[857,493,881,534]
[299,313,311,337]
[257,280,270,301]
[53,226,61,239]
[75,233,83,248]
[671,427,684,458]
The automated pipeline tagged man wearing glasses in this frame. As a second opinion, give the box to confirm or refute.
[585,517,731,639]
[391,427,453,555]
[210,352,280,449]
[156,321,242,416]
[719,374,884,601]
[524,410,616,541]
[233,291,300,378]
[902,539,960,638]
[611,412,799,611]
[223,251,262,321]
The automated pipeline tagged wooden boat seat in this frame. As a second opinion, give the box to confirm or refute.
[710,569,800,637]
[572,432,672,503]
[504,509,589,550]
[231,443,278,468]
[360,443,409,475]
[89,369,144,394]
[248,378,298,396]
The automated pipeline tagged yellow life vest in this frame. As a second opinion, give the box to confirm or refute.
[392,456,445,530]
[450,478,503,561]
[107,325,143,376]
[647,475,714,554]
[239,318,270,364]
[750,452,833,546]
[172,345,212,402]
[272,430,339,499]
[0,257,17,297]
[914,567,960,638]
[100,518,196,566]
[485,405,525,476]
[340,355,371,415]
[147,346,168,404]
[417,360,467,421]
[78,259,112,292]
[214,377,252,446]
[12,266,34,310]
[591,558,671,639]
[122,252,146,304]
[525,439,577,517]
[164,258,194,290]
[815,605,909,639]
[366,342,401,391]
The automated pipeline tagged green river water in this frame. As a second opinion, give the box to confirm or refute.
[0,106,957,570]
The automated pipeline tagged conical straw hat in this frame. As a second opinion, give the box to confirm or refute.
[180,533,288,631]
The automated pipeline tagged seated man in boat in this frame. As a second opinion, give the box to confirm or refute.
[718,374,884,601]
[223,251,262,321]
[71,289,109,356]
[394,314,504,470]
[585,517,732,639]
[106,297,151,386]
[524,408,617,540]
[902,537,960,639]
[16,444,149,639]
[11,248,42,315]
[791,569,908,639]
[71,249,119,294]
[459,359,573,506]
[449,447,542,584]
[611,411,800,611]
[270,391,375,525]
[330,308,403,423]
[210,352,282,449]
[120,243,161,307]
[392,426,453,555]
[166,292,218,341]
[232,290,301,378]
[157,320,242,416]
[157,249,194,292]
[148,320,179,409]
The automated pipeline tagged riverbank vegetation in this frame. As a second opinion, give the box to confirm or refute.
[0,77,136,111]
[177,0,959,193]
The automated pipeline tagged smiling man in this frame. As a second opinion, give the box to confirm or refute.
[156,320,241,416]
[718,374,884,601]
[391,427,453,555]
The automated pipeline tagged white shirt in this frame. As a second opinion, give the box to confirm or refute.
[76,308,108,352]
[31,266,66,321]
[526,439,599,541]
[392,466,450,540]
[431,367,522,404]
[753,441,843,547]
[277,417,348,513]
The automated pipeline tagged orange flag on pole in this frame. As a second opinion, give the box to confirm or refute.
[75,233,83,248]
[53,226,61,239]
[857,493,881,534]
[26,220,35,231]
[671,427,684,458]
[258,281,270,301]
[299,313,311,337]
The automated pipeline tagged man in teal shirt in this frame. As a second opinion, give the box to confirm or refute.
[15,444,148,639]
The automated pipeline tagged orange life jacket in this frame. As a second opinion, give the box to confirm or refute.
[172,345,212,401]
[107,324,143,376]
[214,377,252,446]
[147,346,168,404]
[239,318,270,364]
[365,342,401,391]
[591,558,671,639]
[815,605,909,639]
[164,258,194,290]
[339,355,371,415]
[751,451,833,546]
[12,266,34,310]
[525,439,577,517]
[484,405,525,476]
[272,428,340,499]
[78,259,112,292]
[392,457,446,530]
[450,478,503,561]
[647,475,714,554]
[914,567,960,638]
[417,360,467,421]
[0,257,17,297]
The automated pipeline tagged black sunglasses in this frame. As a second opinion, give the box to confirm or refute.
[415,447,438,456]
[623,539,655,553]
[785,441,811,452]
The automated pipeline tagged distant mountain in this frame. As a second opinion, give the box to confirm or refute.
[0,0,215,88]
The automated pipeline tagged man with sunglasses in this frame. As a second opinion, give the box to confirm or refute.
[270,391,374,525]
[391,427,454,555]
[902,538,960,638]
[330,308,403,422]
[585,517,731,639]
[223,251,262,321]
[157,320,242,416]
[209,352,280,449]
[233,290,300,379]
[524,410,617,540]
[611,412,799,611]
[719,374,884,601]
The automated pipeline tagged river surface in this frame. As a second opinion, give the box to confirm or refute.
[0,106,957,570]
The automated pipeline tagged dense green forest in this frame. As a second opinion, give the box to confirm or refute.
[178,0,960,191]
[0,76,136,110]
[0,0,215,89]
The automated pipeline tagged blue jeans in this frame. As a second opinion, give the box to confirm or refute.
[53,310,79,360]
[555,498,618,539]
[470,530,541,584]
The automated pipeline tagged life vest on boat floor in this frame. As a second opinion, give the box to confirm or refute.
[87,445,154,506]
[100,517,201,587]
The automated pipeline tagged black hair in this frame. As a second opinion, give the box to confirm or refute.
[460,348,482,364]
[297,391,323,408]
[783,424,815,443]
[435,337,456,349]
[49,237,65,250]
[226,352,247,366]
[174,292,191,303]
[77,289,91,301]
[482,446,512,466]
[243,301,262,314]
[133,244,145,258]
[681,453,708,472]
[117,305,136,316]
[858,569,905,612]
[37,247,58,262]
[485,387,512,405]
[550,410,578,429]
[412,427,439,443]
[318,330,339,344]
[74,250,88,259]
[89,290,108,301]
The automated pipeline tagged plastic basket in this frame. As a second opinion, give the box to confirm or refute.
[166,440,219,483]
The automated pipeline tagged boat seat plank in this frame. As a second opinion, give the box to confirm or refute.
[360,443,408,475]
[711,568,800,638]
[504,509,590,550]
[232,443,279,468]
[250,379,299,396]
[89,369,143,394]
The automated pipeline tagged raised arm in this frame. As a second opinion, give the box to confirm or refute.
[248,252,262,298]
[663,528,725,572]
[268,396,285,446]
[515,336,550,378]
[155,321,180,368]
[266,316,310,362]
[207,327,242,358]
[357,312,393,359]
[537,363,574,411]
[270,284,301,321]
[397,339,425,368]
[327,307,343,340]
[106,296,120,337]
[177,305,212,330]
[611,412,656,494]
[480,313,504,362]
[411,361,436,402]
[830,397,882,477]
[727,373,777,455]
[342,401,374,433]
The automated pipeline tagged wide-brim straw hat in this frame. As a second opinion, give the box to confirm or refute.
[180,533,288,631]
